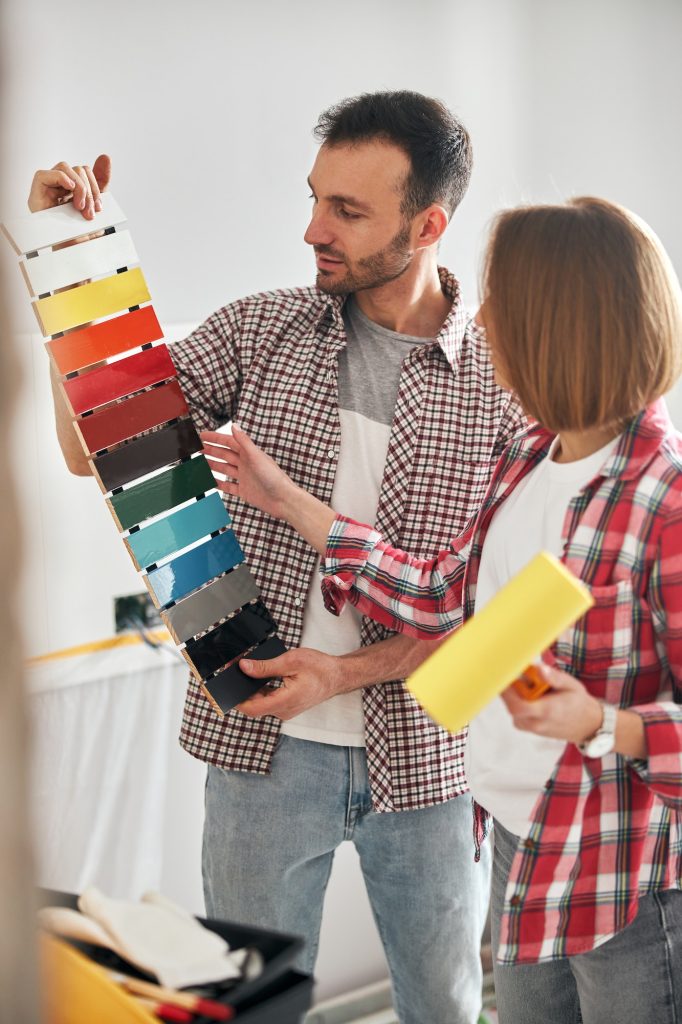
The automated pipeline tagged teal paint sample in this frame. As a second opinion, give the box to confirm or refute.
[147,529,244,608]
[127,492,231,569]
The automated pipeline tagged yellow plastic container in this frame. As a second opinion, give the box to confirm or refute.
[406,551,593,733]
[41,933,156,1024]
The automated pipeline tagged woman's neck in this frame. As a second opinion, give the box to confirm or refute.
[553,425,621,463]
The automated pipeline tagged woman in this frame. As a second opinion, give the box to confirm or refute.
[204,197,682,1023]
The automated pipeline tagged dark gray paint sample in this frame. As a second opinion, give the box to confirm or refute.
[162,563,261,643]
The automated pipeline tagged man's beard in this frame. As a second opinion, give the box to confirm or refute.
[315,223,413,296]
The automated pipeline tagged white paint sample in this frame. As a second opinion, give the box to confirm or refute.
[20,227,139,296]
[2,192,126,256]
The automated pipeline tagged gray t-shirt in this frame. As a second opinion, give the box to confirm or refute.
[281,297,432,746]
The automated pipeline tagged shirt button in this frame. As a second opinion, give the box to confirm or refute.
[327,449,337,459]
[509,894,522,907]
[294,597,302,607]
[523,838,536,850]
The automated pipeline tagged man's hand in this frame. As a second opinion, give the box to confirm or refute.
[234,647,346,720]
[28,154,112,219]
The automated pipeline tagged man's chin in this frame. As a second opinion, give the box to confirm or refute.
[315,271,352,296]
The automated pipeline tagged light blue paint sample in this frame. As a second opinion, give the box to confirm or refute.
[128,493,231,568]
[147,528,244,607]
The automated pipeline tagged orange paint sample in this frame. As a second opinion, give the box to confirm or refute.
[46,306,163,376]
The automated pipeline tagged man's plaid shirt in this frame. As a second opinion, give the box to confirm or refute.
[320,401,682,962]
[170,268,524,812]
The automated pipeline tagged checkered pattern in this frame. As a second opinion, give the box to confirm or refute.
[170,269,524,811]
[320,400,682,960]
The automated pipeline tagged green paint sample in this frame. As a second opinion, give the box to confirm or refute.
[109,455,216,530]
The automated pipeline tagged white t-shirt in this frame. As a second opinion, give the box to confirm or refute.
[465,433,621,834]
[281,298,428,746]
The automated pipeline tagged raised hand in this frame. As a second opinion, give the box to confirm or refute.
[201,424,300,520]
[28,154,112,220]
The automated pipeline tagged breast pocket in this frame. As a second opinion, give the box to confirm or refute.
[554,579,635,686]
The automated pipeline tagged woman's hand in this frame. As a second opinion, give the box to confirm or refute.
[201,424,300,520]
[501,664,603,745]
[201,424,337,555]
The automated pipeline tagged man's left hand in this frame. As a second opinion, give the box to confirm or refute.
[234,647,347,720]
[501,664,603,745]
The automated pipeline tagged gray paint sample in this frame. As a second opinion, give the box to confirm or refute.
[162,563,261,643]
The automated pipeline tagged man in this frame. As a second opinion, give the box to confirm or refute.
[32,91,524,1024]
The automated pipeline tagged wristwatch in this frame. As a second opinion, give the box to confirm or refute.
[577,702,617,758]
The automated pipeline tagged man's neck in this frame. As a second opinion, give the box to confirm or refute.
[353,256,452,338]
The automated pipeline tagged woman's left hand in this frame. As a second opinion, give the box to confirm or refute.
[501,664,603,745]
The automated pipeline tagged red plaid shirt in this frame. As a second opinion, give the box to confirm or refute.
[320,400,682,961]
[170,269,524,811]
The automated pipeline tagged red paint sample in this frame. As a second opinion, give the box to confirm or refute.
[63,343,176,415]
[46,306,163,375]
[77,379,189,453]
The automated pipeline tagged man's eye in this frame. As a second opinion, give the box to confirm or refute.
[338,208,360,220]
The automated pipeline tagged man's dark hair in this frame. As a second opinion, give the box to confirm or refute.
[313,90,473,218]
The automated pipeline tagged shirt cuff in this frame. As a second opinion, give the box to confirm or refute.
[626,702,682,803]
[319,514,382,616]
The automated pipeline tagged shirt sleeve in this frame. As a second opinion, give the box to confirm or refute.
[319,515,472,639]
[169,301,244,430]
[631,509,682,809]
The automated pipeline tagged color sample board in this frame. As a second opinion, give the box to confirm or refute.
[2,195,286,714]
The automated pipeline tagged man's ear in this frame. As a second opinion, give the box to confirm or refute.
[414,204,449,250]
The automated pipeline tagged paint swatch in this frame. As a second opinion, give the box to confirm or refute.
[107,455,216,531]
[63,343,176,415]
[47,306,163,376]
[162,563,261,644]
[146,529,244,608]
[126,492,231,570]
[34,267,150,336]
[183,599,277,677]
[201,635,287,715]
[92,418,203,492]
[2,194,286,703]
[76,380,188,454]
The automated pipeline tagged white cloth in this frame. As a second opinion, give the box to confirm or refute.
[466,433,621,834]
[28,643,204,902]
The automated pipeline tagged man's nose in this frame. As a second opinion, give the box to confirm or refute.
[304,207,334,247]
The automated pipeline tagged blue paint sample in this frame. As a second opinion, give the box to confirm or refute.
[147,528,244,607]
[128,492,231,568]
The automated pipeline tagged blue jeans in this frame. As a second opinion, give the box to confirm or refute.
[491,819,682,1024]
[203,734,491,1024]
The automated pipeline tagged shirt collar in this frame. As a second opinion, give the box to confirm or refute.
[315,265,469,370]
[516,399,675,483]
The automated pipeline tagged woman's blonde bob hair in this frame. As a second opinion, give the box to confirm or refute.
[482,197,682,432]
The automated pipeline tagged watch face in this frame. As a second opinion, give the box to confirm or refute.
[584,733,615,758]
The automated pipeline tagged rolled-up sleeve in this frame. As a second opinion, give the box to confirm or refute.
[320,515,470,639]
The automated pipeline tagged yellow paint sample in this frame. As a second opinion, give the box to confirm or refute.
[33,267,150,337]
[407,551,594,733]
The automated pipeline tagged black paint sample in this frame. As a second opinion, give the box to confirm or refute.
[186,599,279,678]
[93,418,202,492]
[202,635,287,714]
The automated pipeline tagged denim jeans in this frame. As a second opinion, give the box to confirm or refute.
[203,734,491,1024]
[491,818,682,1024]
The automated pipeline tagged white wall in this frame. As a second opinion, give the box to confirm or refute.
[4,0,682,1002]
